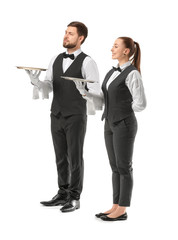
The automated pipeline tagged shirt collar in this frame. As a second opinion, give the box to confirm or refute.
[116,61,131,70]
[66,48,82,58]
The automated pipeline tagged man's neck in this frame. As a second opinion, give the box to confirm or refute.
[67,47,81,54]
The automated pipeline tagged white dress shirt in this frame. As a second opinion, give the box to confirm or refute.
[44,48,100,95]
[33,48,101,114]
[106,61,146,112]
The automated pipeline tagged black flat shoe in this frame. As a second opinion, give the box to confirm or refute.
[40,193,68,207]
[100,212,127,221]
[60,199,80,213]
[95,213,108,218]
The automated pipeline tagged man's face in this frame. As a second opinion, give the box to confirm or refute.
[63,26,82,49]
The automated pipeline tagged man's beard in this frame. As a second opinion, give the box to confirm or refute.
[63,42,77,49]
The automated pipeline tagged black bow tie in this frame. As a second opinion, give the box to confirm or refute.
[63,53,75,60]
[112,66,122,72]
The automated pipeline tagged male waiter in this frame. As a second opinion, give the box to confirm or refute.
[26,21,100,212]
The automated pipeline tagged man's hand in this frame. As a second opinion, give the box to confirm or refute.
[25,70,41,86]
[73,80,86,96]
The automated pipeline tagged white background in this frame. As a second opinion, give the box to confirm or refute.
[0,0,178,239]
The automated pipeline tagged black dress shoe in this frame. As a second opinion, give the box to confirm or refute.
[60,199,80,213]
[40,193,68,207]
[100,212,127,221]
[95,212,108,218]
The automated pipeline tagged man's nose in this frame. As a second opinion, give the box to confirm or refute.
[65,33,70,37]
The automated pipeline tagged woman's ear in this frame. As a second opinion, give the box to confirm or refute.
[124,48,130,56]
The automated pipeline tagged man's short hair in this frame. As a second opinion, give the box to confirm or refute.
[67,21,88,44]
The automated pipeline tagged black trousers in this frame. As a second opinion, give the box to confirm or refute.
[104,113,137,206]
[51,113,87,200]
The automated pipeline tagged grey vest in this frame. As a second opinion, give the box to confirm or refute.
[102,64,137,123]
[51,52,88,116]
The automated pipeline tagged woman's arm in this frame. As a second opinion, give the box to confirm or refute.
[125,70,147,112]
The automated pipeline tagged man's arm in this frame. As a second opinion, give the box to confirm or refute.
[81,56,100,95]
[26,55,57,99]
[80,57,103,113]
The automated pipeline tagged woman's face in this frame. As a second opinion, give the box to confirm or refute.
[111,38,127,60]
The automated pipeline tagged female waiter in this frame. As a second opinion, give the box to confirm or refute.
[96,37,146,221]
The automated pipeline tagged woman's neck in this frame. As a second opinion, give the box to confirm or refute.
[118,58,129,67]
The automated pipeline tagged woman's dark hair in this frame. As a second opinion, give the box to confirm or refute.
[119,37,141,73]
[68,21,88,44]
